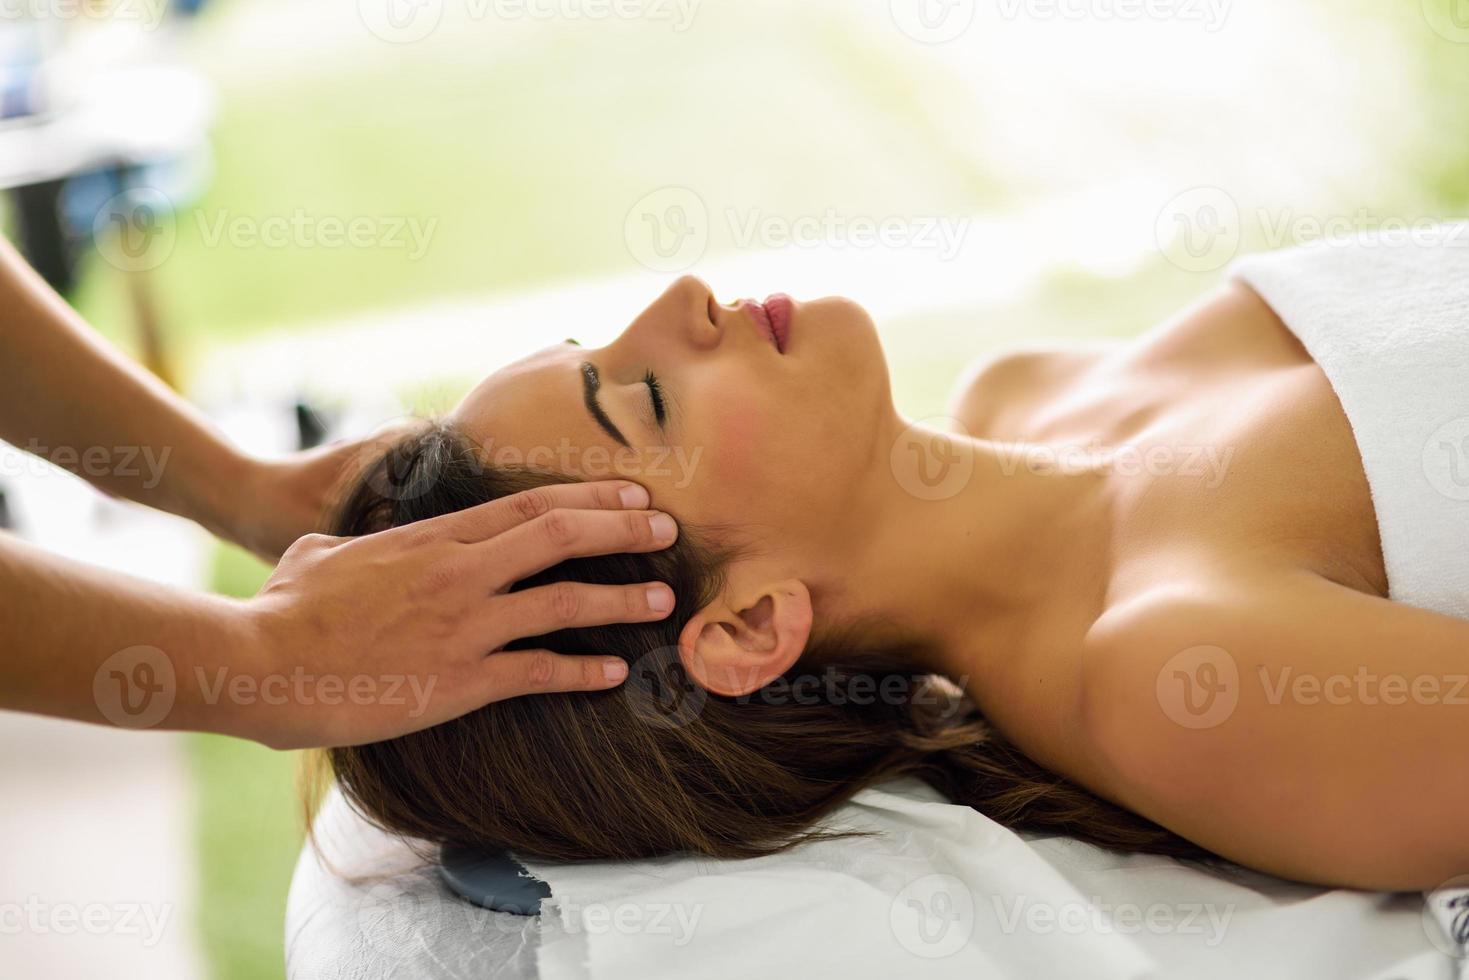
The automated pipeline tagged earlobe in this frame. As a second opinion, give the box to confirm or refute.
[677,580,813,696]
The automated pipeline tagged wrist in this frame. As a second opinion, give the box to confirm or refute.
[196,594,295,749]
[187,445,259,547]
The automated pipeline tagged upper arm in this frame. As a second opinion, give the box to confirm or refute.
[1080,572,1469,890]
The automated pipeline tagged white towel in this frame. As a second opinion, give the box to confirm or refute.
[1228,226,1469,621]
[1230,228,1469,978]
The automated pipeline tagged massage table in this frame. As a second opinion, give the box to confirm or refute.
[288,783,1466,980]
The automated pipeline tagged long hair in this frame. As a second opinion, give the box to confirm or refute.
[316,421,1217,864]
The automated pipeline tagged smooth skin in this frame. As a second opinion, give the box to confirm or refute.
[0,235,680,749]
[449,274,1468,891]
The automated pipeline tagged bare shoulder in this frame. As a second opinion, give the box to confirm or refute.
[1076,572,1469,889]
[947,342,1117,435]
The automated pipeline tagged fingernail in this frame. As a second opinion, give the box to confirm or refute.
[648,512,678,544]
[619,484,650,509]
[604,659,628,684]
[646,584,675,613]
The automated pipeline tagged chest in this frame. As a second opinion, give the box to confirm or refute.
[956,285,1389,600]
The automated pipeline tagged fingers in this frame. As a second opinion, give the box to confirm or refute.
[479,649,630,700]
[428,481,653,545]
[476,508,679,588]
[475,581,675,648]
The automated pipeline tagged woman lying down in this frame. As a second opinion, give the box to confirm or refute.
[322,237,1469,894]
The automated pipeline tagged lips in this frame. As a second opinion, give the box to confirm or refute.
[739,295,793,353]
[763,294,793,353]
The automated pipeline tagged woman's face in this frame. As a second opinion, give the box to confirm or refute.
[451,275,895,558]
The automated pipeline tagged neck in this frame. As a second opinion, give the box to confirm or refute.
[819,414,1114,691]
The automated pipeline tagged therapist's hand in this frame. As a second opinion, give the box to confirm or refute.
[237,479,678,750]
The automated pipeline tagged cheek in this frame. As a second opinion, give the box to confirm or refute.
[688,398,793,510]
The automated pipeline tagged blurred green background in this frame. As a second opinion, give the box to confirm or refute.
[12,0,1469,977]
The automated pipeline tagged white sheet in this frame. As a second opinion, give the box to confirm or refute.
[288,784,1464,980]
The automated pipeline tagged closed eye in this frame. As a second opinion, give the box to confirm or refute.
[644,370,667,426]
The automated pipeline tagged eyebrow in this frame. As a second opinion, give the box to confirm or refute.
[580,361,629,447]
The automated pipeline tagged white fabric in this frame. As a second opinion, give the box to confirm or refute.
[290,782,1462,980]
[1229,227,1469,619]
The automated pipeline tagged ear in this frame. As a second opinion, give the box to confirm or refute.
[677,579,813,696]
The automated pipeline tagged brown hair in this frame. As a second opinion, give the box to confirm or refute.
[319,421,1218,864]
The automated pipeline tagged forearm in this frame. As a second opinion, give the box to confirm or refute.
[0,235,252,539]
[0,531,266,742]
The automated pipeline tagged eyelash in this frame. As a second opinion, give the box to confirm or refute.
[643,370,667,426]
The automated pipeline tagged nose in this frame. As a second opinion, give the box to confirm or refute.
[667,274,721,351]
